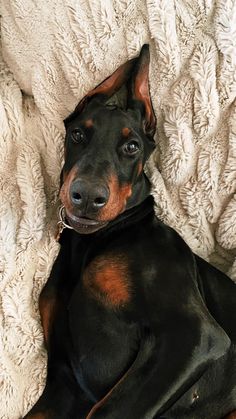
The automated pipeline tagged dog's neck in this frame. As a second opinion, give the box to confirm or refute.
[59,194,155,243]
[99,194,155,237]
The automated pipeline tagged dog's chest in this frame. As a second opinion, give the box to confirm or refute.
[68,249,139,399]
[83,252,132,308]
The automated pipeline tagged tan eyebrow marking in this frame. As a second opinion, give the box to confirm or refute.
[122,127,131,137]
[84,119,93,128]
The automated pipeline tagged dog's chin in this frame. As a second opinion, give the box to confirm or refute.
[65,210,108,234]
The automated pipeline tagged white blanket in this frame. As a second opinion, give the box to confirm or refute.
[0,0,236,417]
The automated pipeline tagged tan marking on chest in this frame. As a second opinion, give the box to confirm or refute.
[84,255,130,307]
[224,412,236,419]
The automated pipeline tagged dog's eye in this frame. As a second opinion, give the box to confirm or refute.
[71,128,85,144]
[122,141,140,155]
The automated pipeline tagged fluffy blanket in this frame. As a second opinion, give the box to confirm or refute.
[0,0,236,417]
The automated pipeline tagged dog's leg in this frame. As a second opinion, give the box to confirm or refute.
[85,312,229,419]
[196,255,236,341]
[23,361,93,418]
[23,236,92,418]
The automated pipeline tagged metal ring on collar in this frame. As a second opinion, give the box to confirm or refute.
[58,205,74,230]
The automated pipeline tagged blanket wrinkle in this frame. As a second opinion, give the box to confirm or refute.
[0,0,236,417]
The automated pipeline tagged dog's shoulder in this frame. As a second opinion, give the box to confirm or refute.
[140,215,195,269]
[126,216,199,301]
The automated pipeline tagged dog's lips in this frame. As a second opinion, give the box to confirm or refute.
[69,213,101,226]
[65,209,108,233]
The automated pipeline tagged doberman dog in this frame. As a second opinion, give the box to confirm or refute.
[24,45,236,419]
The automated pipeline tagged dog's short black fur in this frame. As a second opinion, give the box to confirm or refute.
[24,46,236,419]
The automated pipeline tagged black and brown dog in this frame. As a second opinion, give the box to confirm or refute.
[24,46,236,419]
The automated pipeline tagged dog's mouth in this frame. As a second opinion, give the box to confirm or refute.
[65,208,108,234]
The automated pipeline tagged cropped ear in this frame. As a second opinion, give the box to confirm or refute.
[64,59,136,126]
[129,44,156,137]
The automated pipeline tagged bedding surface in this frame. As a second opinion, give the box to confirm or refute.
[0,0,236,417]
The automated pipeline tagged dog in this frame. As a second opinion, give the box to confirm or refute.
[24,45,236,419]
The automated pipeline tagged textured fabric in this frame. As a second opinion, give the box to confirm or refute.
[0,0,236,417]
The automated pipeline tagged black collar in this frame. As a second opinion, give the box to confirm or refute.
[62,195,155,244]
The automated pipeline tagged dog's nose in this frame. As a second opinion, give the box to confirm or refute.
[70,179,109,211]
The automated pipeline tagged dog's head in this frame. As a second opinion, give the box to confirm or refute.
[60,45,156,234]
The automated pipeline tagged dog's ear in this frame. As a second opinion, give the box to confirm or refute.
[64,59,136,126]
[128,44,156,138]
